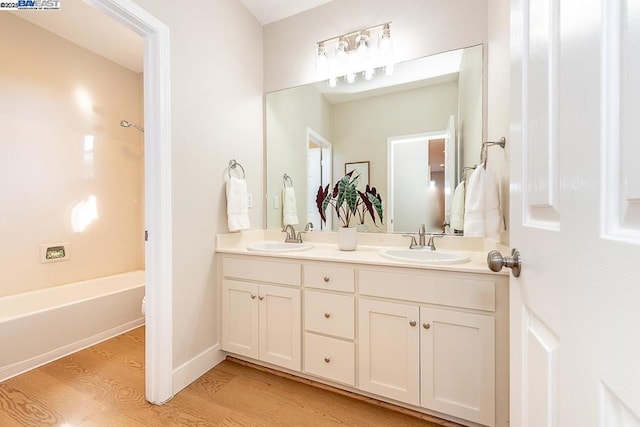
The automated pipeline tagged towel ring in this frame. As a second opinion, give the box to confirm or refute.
[461,165,477,181]
[480,137,506,169]
[228,159,245,178]
[283,174,293,188]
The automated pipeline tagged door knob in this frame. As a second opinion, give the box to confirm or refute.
[487,248,522,277]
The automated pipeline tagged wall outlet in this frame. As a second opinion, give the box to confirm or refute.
[247,193,253,208]
[273,195,280,209]
[40,243,71,263]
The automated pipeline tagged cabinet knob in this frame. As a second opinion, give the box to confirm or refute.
[250,294,256,300]
[323,276,330,283]
[324,312,331,319]
[409,320,417,327]
[324,357,331,363]
[258,296,264,301]
[423,322,431,330]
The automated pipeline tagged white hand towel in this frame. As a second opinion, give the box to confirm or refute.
[226,176,250,232]
[450,180,466,231]
[282,186,299,225]
[463,166,504,237]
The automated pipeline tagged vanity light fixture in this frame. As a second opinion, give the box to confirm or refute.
[316,22,394,87]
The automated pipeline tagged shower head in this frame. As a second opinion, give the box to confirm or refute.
[120,120,144,132]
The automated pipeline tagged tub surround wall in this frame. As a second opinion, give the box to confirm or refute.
[0,13,144,298]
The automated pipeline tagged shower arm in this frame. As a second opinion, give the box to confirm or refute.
[120,120,145,133]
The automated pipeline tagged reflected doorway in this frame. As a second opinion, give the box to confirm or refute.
[387,129,453,233]
[306,127,332,230]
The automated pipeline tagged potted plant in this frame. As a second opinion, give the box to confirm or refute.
[316,171,383,250]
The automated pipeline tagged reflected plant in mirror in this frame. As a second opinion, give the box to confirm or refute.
[316,171,383,229]
[265,44,483,234]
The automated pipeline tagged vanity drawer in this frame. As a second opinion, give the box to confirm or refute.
[223,257,301,286]
[359,269,496,312]
[304,332,355,386]
[305,291,355,339]
[304,264,354,292]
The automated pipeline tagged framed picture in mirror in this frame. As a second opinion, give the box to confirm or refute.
[345,161,370,192]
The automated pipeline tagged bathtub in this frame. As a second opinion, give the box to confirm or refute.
[0,270,145,382]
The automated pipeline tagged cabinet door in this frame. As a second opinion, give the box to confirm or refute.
[358,299,420,405]
[258,284,301,371]
[221,280,259,359]
[420,307,495,426]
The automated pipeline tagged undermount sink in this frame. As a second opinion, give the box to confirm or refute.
[379,248,470,265]
[246,241,314,253]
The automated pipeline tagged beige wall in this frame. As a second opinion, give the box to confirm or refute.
[487,0,510,245]
[458,46,484,171]
[0,13,144,298]
[264,0,488,92]
[331,82,459,217]
[266,84,331,229]
[130,0,263,373]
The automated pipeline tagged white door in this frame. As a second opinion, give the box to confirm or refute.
[510,1,640,425]
[358,299,420,405]
[258,284,301,371]
[307,147,322,228]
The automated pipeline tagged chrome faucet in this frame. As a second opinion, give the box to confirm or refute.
[403,224,444,250]
[283,223,311,243]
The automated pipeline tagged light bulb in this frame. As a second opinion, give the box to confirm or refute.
[356,32,369,60]
[385,63,394,76]
[328,76,337,87]
[345,73,356,84]
[379,24,392,55]
[336,39,348,66]
[364,68,374,80]
[316,43,327,72]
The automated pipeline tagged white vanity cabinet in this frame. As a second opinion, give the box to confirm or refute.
[221,257,301,371]
[303,263,356,386]
[358,299,420,405]
[218,251,508,427]
[358,268,498,426]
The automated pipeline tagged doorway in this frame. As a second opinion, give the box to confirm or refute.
[306,127,332,230]
[83,0,173,404]
[387,131,449,233]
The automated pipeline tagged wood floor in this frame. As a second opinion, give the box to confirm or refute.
[0,327,453,426]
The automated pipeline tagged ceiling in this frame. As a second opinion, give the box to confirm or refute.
[11,0,329,74]
[11,0,144,73]
[239,0,334,25]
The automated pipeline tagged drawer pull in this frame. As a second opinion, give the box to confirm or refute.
[423,322,431,330]
[258,296,264,301]
[324,312,331,318]
[324,357,331,363]
[323,276,330,283]
[250,294,256,300]
[409,320,417,327]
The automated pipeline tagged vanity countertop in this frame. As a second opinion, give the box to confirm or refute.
[216,230,509,276]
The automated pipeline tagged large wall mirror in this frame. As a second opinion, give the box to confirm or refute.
[265,44,484,234]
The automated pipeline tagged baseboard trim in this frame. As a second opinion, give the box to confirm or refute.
[0,318,145,383]
[172,344,226,394]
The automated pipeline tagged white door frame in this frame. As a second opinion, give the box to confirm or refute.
[306,127,332,230]
[84,0,173,404]
[387,131,448,232]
